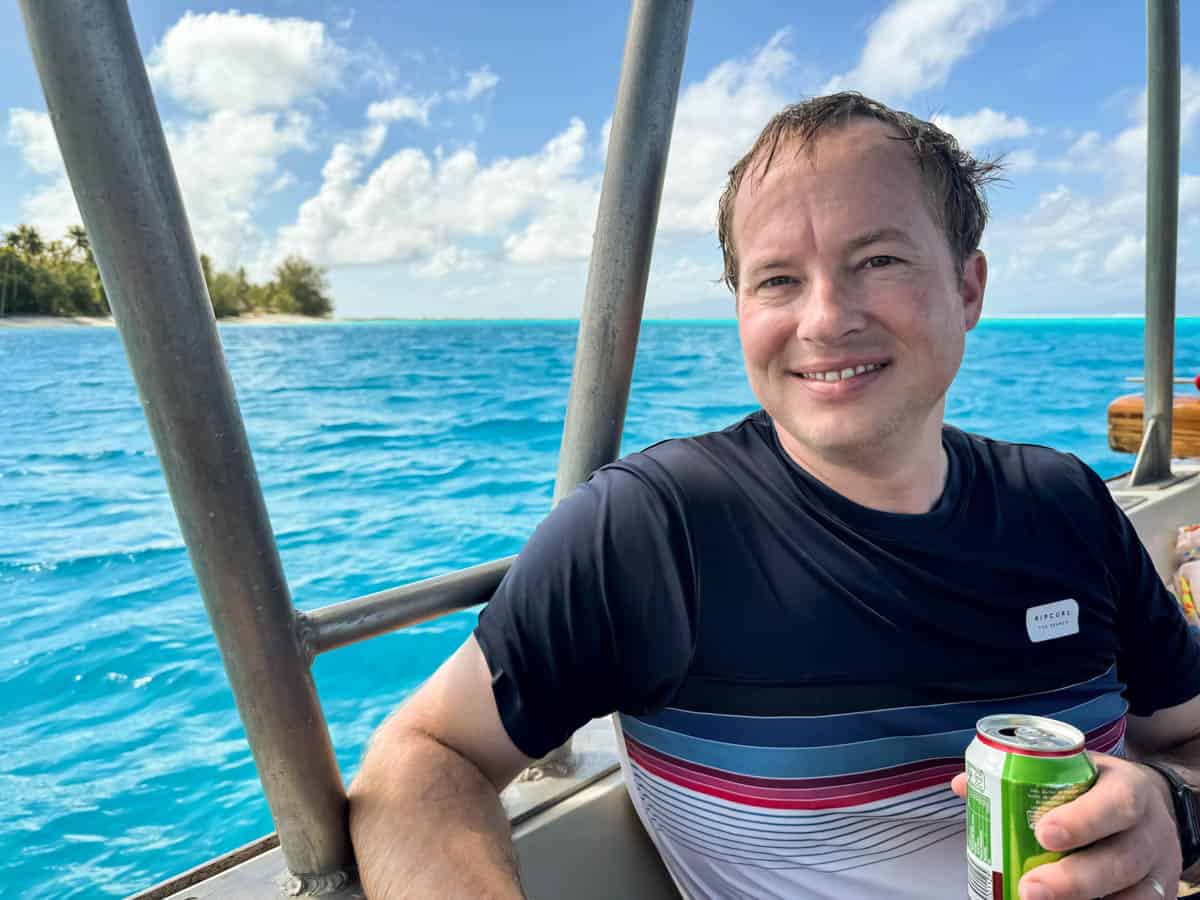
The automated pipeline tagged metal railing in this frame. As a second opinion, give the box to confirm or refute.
[1131,0,1181,486]
[300,557,515,658]
[20,0,1182,892]
[18,0,350,886]
[536,0,692,774]
[19,0,691,891]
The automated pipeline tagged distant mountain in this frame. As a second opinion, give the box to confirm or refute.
[645,296,734,319]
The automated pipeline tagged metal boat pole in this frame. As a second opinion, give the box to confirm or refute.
[529,0,691,775]
[552,0,692,504]
[18,0,350,887]
[1131,0,1181,486]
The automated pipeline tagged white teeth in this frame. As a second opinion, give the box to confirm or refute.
[800,362,884,381]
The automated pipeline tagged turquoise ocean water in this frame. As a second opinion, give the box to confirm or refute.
[3,318,1199,898]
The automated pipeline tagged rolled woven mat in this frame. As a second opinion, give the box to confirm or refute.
[1108,394,1200,456]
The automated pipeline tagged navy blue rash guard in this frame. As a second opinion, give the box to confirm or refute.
[475,410,1200,899]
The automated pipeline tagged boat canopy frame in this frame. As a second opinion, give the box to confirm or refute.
[19,0,692,890]
[16,0,1180,894]
[1132,0,1182,487]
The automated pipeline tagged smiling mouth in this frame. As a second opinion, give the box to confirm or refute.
[795,362,888,383]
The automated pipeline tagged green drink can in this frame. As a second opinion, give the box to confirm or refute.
[965,714,1097,900]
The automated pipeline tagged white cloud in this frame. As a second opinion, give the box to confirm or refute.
[367,94,439,126]
[359,123,389,159]
[503,179,599,263]
[2,10,347,271]
[7,108,64,176]
[824,0,1017,101]
[1004,148,1037,174]
[278,28,804,281]
[1049,67,1200,179]
[7,103,312,269]
[412,246,485,279]
[1065,250,1095,278]
[1181,174,1200,212]
[7,109,77,236]
[1068,131,1102,155]
[168,110,312,267]
[932,108,1031,149]
[1003,184,1142,257]
[17,179,79,240]
[276,117,594,267]
[1103,234,1145,274]
[449,67,500,103]
[283,29,802,277]
[655,31,794,234]
[268,172,297,193]
[982,65,1200,310]
[147,11,346,112]
[1128,66,1200,142]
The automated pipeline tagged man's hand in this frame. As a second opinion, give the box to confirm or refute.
[951,753,1181,899]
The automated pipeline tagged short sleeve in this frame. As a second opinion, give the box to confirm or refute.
[473,460,698,759]
[1079,464,1200,716]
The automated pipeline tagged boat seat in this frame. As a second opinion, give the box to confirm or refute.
[514,769,681,900]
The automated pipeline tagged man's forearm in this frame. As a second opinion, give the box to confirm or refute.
[1135,736,1200,881]
[348,729,525,900]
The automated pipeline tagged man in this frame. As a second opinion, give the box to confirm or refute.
[348,93,1200,899]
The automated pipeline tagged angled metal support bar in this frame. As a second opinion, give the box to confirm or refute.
[1132,0,1181,486]
[533,0,691,777]
[553,0,693,504]
[1130,415,1168,487]
[18,0,350,883]
[301,557,515,657]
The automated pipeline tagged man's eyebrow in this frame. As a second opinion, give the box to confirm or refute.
[742,228,917,278]
[746,259,792,276]
[846,228,916,251]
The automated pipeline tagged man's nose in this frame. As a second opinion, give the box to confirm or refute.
[796,274,865,343]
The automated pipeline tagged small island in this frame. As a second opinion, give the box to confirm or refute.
[0,224,333,321]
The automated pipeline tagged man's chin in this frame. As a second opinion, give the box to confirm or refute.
[774,418,895,462]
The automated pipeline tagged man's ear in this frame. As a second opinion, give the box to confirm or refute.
[961,250,987,332]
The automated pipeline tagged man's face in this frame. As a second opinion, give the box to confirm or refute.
[732,120,986,464]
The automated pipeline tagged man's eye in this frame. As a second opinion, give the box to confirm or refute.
[865,256,899,269]
[759,275,794,289]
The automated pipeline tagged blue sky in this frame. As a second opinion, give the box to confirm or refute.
[3,1,1199,318]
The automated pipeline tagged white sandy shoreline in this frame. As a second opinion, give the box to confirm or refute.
[3,313,1189,329]
[0,313,333,328]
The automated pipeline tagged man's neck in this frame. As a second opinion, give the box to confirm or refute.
[773,420,950,515]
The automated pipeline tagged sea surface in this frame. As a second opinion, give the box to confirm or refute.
[2,318,1198,898]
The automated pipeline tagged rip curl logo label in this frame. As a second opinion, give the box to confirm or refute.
[1026,599,1079,643]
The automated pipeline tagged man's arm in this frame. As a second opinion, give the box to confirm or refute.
[1127,693,1200,882]
[348,636,534,900]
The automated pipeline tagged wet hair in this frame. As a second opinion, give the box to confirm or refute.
[716,92,1005,292]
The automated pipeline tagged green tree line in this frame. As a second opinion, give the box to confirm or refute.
[0,223,333,319]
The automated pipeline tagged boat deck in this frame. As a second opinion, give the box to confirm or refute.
[132,466,1200,900]
[132,718,681,900]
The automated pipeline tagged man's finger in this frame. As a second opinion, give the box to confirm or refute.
[1033,755,1145,852]
[1019,824,1155,900]
[950,772,966,798]
[1087,873,1177,900]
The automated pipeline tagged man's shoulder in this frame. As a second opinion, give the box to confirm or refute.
[603,409,771,486]
[572,411,772,521]
[953,426,1108,505]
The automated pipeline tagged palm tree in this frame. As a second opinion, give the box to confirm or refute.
[0,250,13,317]
[65,225,92,264]
[4,224,46,258]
